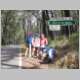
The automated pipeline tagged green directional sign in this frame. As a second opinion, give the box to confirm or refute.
[48,17,79,26]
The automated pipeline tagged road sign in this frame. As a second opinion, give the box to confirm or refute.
[48,17,77,26]
[49,25,61,31]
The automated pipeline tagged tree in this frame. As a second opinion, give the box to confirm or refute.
[1,10,17,45]
[42,10,49,37]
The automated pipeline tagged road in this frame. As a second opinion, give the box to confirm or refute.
[1,45,21,69]
[1,45,48,69]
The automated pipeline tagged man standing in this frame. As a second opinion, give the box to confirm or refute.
[40,33,48,53]
[25,32,33,57]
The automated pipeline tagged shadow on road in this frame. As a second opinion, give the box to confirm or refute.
[1,63,20,69]
[1,47,20,62]
[1,46,21,69]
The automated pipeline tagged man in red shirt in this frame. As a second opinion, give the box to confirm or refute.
[40,33,48,49]
[38,33,48,59]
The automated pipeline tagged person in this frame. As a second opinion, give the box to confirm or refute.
[40,46,56,63]
[36,33,48,59]
[47,47,56,63]
[25,32,33,57]
[39,33,48,54]
[32,35,40,57]
[39,33,56,63]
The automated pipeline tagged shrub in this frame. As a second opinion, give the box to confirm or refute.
[69,32,79,51]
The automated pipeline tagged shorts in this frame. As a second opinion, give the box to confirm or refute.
[40,47,45,52]
[26,43,33,48]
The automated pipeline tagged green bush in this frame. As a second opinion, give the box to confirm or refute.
[69,32,79,51]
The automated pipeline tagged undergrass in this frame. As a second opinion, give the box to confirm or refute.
[48,32,79,52]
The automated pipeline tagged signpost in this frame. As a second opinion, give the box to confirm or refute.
[48,17,74,26]
[48,17,78,38]
[49,25,61,31]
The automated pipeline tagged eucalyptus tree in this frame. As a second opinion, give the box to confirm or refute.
[1,10,18,45]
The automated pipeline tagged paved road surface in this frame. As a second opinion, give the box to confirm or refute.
[1,45,48,69]
[1,45,21,69]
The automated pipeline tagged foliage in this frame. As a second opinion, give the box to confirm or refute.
[1,10,79,47]
[69,31,79,51]
[48,31,79,52]
[1,10,24,45]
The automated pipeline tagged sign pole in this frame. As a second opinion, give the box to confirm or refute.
[68,25,70,39]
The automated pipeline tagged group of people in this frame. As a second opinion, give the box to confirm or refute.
[25,32,56,63]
